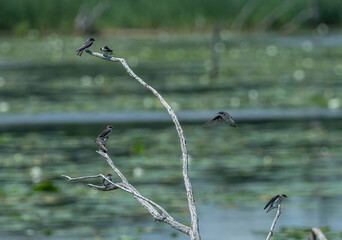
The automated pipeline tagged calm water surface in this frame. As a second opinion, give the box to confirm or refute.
[0,121,341,240]
[1,32,342,239]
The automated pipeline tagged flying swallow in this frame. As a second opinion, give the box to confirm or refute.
[103,174,113,187]
[95,136,108,153]
[98,125,113,141]
[264,194,288,213]
[76,37,95,56]
[203,111,237,127]
[100,45,114,56]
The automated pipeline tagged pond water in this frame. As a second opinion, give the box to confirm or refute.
[0,32,342,239]
[1,121,342,240]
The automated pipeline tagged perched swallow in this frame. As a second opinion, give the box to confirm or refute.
[76,37,95,56]
[203,111,237,127]
[100,46,113,56]
[95,136,108,153]
[98,125,113,141]
[103,174,113,187]
[264,194,288,213]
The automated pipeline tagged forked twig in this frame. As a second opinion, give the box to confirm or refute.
[62,171,189,234]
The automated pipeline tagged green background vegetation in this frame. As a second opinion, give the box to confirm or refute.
[1,0,342,34]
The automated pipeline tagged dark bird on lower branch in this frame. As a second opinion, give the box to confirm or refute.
[76,37,95,56]
[95,136,108,153]
[203,111,237,127]
[98,125,113,141]
[264,194,288,213]
[100,45,113,56]
[103,174,113,187]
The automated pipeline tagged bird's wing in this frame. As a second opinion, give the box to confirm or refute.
[75,41,91,51]
[266,206,273,213]
[228,119,237,128]
[98,129,110,138]
[75,44,87,52]
[203,115,225,126]
[99,144,108,153]
[95,137,105,145]
[264,195,278,210]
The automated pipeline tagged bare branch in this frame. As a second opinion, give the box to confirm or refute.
[62,49,199,238]
[86,50,200,240]
[96,151,128,183]
[266,204,282,240]
[62,173,169,215]
[87,183,121,191]
[61,174,102,181]
[62,168,190,234]
[309,227,328,240]
[95,152,190,234]
[61,174,121,190]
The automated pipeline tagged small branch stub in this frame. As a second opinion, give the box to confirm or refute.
[309,227,328,240]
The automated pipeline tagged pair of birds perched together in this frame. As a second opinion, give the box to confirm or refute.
[75,37,113,57]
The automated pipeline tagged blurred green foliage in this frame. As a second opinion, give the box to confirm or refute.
[272,227,342,240]
[1,0,342,34]
[33,181,59,192]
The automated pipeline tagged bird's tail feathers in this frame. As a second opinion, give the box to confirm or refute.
[229,121,237,128]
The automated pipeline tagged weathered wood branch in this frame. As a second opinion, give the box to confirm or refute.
[98,151,190,234]
[61,174,120,191]
[62,171,190,234]
[266,204,282,240]
[85,50,200,240]
[309,227,328,240]
[62,49,200,239]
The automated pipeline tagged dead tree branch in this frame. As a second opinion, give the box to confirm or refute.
[62,170,190,234]
[309,227,328,240]
[62,49,200,239]
[266,204,282,240]
[84,50,200,240]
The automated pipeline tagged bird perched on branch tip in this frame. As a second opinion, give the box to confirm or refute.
[76,37,95,56]
[264,194,287,213]
[98,125,112,141]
